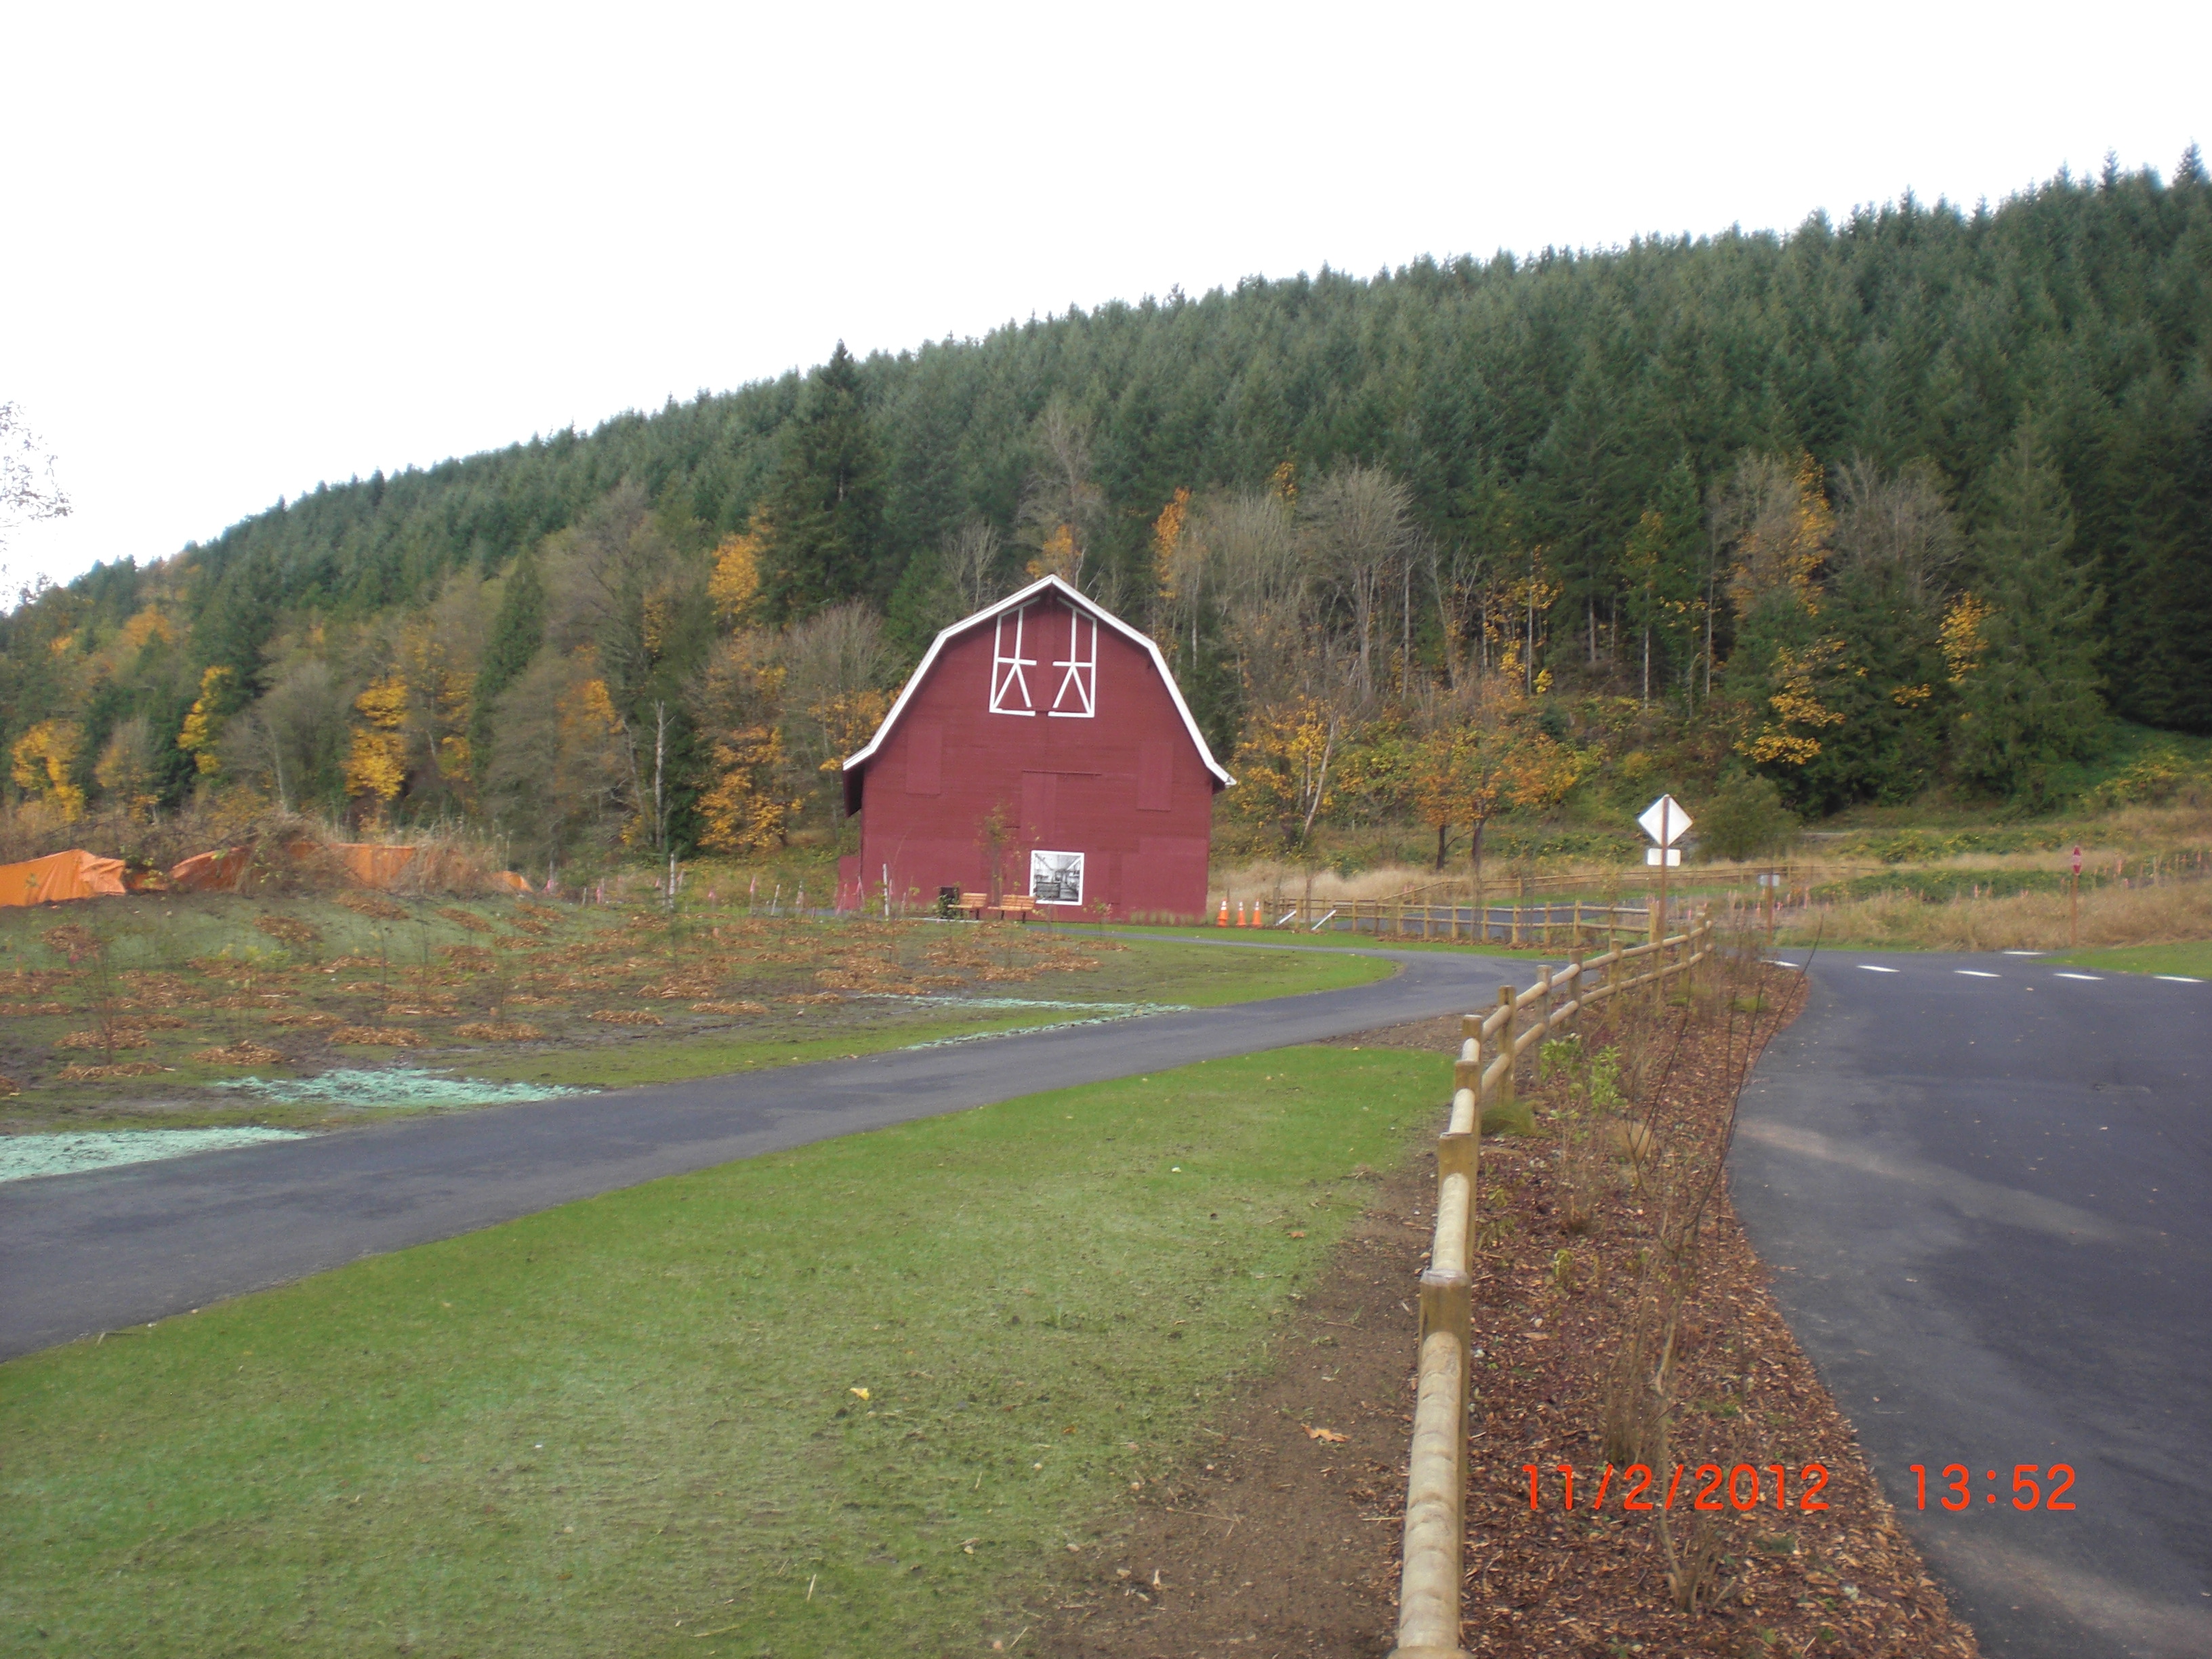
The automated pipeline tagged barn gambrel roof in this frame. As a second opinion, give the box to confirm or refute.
[840,574,1234,803]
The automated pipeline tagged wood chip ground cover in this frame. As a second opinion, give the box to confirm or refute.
[0,899,1389,1130]
[1036,966,1982,1658]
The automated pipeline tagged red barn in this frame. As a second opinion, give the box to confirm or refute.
[839,575,1231,920]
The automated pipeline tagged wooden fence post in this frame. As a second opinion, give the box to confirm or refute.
[1495,985,1516,1103]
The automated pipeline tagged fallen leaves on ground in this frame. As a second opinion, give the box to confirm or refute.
[192,1041,287,1067]
[327,1025,421,1047]
[57,1030,150,1051]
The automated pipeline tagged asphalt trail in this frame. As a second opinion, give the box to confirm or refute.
[0,939,1536,1363]
[1738,950,2212,1659]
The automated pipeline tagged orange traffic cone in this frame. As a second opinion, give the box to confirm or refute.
[1236,901,1248,926]
[1216,896,1229,927]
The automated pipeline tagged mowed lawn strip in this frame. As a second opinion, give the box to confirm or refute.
[2046,938,2212,977]
[0,1045,1444,1658]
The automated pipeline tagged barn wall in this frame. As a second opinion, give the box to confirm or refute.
[855,605,1216,920]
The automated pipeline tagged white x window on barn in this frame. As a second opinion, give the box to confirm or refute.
[989,606,1037,714]
[1048,605,1097,717]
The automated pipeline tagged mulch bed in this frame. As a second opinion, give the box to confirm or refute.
[1035,968,1982,1658]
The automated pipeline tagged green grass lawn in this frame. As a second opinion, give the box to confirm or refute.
[0,1045,1446,1657]
[2045,940,2212,977]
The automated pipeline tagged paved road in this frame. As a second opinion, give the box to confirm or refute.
[1737,949,2212,1659]
[0,939,1537,1363]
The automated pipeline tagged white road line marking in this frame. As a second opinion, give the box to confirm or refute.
[1858,964,1901,974]
[2154,975,2203,983]
[2003,950,2046,956]
[2053,972,2102,981]
[1954,970,2000,978]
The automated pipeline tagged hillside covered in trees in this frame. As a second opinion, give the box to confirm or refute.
[4,156,2208,875]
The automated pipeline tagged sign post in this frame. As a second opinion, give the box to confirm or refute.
[1638,794,1693,947]
[2070,842,2082,948]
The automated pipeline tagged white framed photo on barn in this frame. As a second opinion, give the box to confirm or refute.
[1029,850,1084,905]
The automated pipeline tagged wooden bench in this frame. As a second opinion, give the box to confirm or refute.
[953,891,1036,922]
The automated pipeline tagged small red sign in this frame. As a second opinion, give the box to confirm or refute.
[2071,844,2083,874]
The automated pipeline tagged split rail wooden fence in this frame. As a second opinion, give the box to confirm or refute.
[1240,897,1673,946]
[1387,916,1716,1659]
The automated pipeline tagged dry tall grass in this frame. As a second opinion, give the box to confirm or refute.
[0,796,279,869]
[0,800,520,898]
[1774,876,2212,951]
[1213,857,1642,906]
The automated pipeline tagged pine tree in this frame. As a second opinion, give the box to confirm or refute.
[1619,457,1703,704]
[1952,430,2105,798]
[470,551,546,780]
[758,344,888,621]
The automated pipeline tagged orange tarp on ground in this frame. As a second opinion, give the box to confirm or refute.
[169,845,255,892]
[0,849,129,907]
[331,842,421,888]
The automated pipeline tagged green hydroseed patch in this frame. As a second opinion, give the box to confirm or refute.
[0,1044,1446,1658]
[211,1067,592,1109]
[0,1126,311,1183]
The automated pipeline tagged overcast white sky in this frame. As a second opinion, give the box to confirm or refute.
[1,1,2203,597]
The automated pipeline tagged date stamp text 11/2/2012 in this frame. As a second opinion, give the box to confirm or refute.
[1523,1462,2077,1514]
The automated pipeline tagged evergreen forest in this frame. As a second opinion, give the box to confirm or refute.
[5,155,2209,876]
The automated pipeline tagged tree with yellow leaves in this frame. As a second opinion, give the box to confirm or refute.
[10,719,85,819]
[697,724,796,853]
[1739,640,1848,765]
[1715,453,1849,778]
[1940,592,1992,684]
[1026,523,1081,583]
[708,518,765,626]
[343,676,410,820]
[1409,705,1582,883]
[1151,488,1189,602]
[1229,696,1345,853]
[691,630,802,855]
[176,665,234,777]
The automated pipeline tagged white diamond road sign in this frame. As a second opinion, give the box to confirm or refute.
[1638,794,1692,847]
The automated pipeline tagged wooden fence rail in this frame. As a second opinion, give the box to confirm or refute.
[1234,897,1684,947]
[1387,916,1715,1659]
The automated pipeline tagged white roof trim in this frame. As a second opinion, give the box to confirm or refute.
[842,573,1234,787]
